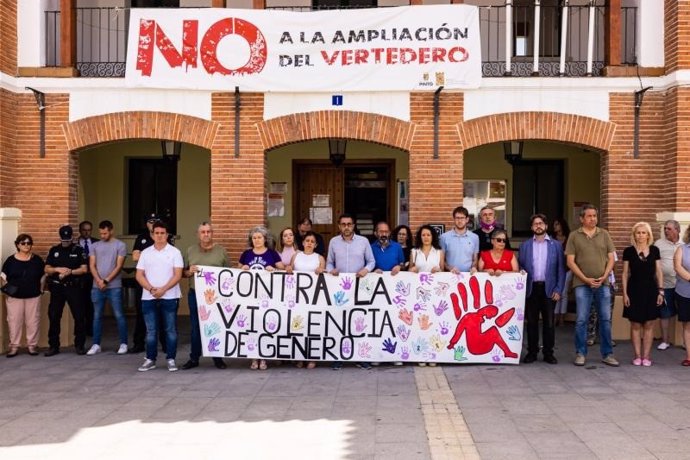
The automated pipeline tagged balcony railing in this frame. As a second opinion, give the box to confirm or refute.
[45,4,637,78]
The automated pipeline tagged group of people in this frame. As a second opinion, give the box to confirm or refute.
[3,205,690,371]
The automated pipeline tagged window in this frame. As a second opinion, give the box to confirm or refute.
[128,159,178,235]
[513,0,563,58]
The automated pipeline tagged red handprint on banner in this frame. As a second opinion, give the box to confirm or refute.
[446,276,518,358]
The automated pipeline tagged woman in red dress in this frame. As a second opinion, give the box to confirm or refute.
[478,229,518,276]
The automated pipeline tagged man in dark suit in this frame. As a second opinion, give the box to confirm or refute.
[78,221,99,336]
[517,213,566,364]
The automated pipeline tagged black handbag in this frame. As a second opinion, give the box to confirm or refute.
[1,283,19,296]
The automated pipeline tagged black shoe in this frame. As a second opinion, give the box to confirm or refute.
[128,345,145,354]
[6,349,18,358]
[44,348,60,357]
[181,360,199,370]
[213,358,227,369]
[75,347,87,355]
[543,355,558,365]
[523,353,538,364]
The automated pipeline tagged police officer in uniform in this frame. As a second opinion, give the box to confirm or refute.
[45,225,88,356]
[129,213,173,353]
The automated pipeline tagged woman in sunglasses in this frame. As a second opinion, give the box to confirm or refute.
[1,234,46,357]
[478,229,518,276]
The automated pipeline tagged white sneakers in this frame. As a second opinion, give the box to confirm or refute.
[657,342,671,350]
[167,359,178,372]
[138,359,156,371]
[87,344,129,355]
[86,344,101,355]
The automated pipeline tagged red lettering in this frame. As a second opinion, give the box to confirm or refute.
[386,48,399,64]
[341,50,353,65]
[449,46,469,63]
[354,49,369,64]
[136,19,198,77]
[321,50,340,65]
[432,48,446,62]
[200,18,267,75]
[418,48,430,64]
[399,48,416,65]
[372,48,385,63]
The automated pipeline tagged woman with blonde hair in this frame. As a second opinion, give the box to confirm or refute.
[622,222,663,366]
[673,225,690,366]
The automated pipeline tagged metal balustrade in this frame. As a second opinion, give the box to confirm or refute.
[44,3,637,78]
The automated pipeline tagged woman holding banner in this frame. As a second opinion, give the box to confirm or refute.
[478,229,518,276]
[239,225,285,370]
[287,231,326,369]
[409,225,444,273]
[278,227,298,267]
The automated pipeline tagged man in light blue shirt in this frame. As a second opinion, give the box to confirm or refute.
[440,206,479,273]
[326,214,376,277]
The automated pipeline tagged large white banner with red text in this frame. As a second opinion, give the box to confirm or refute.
[194,268,525,364]
[125,5,481,92]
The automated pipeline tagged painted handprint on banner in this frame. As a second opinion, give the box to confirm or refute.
[382,338,397,354]
[446,276,518,359]
[199,305,211,321]
[204,288,217,305]
[222,302,234,314]
[204,322,221,337]
[418,314,433,330]
[395,281,411,296]
[236,314,247,328]
[506,325,521,341]
[358,342,372,358]
[341,341,352,356]
[398,308,413,326]
[453,345,468,362]
[291,315,304,331]
[514,276,525,291]
[246,337,257,352]
[516,308,524,321]
[492,349,503,363]
[413,303,426,312]
[285,274,295,290]
[355,316,367,333]
[433,300,448,316]
[220,275,234,293]
[429,334,444,353]
[202,271,216,286]
[438,321,449,336]
[393,295,407,307]
[400,346,410,360]
[208,337,220,352]
[359,278,374,294]
[434,282,449,297]
[416,287,431,303]
[396,325,410,341]
[412,337,429,355]
[341,276,353,290]
[333,291,349,306]
[499,284,516,301]
[419,273,434,286]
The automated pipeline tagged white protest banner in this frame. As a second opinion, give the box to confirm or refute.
[125,5,481,92]
[194,268,525,364]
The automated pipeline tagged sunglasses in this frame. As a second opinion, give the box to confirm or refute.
[493,238,507,243]
[18,241,32,246]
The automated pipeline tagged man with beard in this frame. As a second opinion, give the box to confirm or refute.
[474,206,512,251]
[518,214,566,364]
[371,221,405,275]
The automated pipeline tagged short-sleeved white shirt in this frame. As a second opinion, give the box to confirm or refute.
[136,243,183,300]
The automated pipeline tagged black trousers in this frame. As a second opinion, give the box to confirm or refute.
[526,282,556,357]
[48,284,86,350]
[132,285,167,351]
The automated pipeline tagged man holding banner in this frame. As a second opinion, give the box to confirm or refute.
[326,213,376,370]
[181,222,229,371]
[441,206,479,274]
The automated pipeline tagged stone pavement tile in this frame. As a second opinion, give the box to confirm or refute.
[474,439,537,459]
[374,442,430,460]
[613,413,674,433]
[240,397,292,420]
[332,397,378,417]
[461,420,524,443]
[633,432,689,456]
[120,396,173,409]
[0,424,32,446]
[551,405,612,424]
[523,432,597,459]
[514,414,570,433]
[582,438,656,460]
[94,406,170,426]
[374,423,428,444]
[502,396,554,416]
[145,397,214,422]
[375,409,424,425]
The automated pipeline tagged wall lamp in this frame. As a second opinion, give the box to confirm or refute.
[503,141,524,165]
[329,139,347,167]
[161,140,182,162]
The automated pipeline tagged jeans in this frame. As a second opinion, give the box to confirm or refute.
[574,285,613,357]
[91,287,128,346]
[142,298,179,361]
[188,289,202,362]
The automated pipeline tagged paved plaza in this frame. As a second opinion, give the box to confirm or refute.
[1,321,690,460]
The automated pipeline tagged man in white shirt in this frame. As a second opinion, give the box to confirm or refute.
[135,222,183,372]
[654,219,683,350]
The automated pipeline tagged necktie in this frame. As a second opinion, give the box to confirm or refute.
[84,239,89,257]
